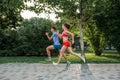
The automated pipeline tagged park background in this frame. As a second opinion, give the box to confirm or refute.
[0,0,120,63]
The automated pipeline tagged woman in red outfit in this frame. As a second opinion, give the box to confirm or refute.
[53,23,85,65]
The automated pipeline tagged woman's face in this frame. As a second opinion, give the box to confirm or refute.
[62,24,65,30]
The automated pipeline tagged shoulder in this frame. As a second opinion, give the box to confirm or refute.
[64,30,69,33]
[53,32,57,35]
[65,30,73,34]
[52,32,57,36]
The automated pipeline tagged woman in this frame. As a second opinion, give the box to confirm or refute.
[53,23,85,65]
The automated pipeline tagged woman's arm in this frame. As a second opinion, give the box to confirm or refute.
[65,30,74,44]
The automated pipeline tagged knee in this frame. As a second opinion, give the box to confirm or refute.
[46,47,49,51]
[60,50,64,53]
[60,52,63,56]
[69,52,74,55]
[59,51,63,55]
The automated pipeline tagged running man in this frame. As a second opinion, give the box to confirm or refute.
[53,23,85,65]
[45,27,70,65]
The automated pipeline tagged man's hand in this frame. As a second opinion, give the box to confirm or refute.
[57,30,59,34]
[45,32,52,40]
[45,32,49,36]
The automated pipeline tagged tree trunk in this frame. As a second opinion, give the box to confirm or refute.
[79,0,85,57]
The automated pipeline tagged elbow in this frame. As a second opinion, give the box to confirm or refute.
[49,38,52,40]
[72,33,74,37]
[58,35,62,39]
[59,36,62,39]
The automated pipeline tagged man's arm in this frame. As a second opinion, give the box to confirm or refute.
[45,32,52,40]
[57,30,62,39]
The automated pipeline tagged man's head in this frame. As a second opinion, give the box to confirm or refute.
[51,27,56,32]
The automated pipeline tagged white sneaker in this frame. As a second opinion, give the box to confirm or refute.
[81,56,86,63]
[53,62,58,65]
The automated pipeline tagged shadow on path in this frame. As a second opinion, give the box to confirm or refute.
[50,64,97,80]
[80,64,97,80]
[49,65,68,80]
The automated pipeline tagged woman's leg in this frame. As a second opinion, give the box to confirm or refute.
[57,46,67,64]
[67,47,81,58]
[67,47,85,63]
[59,50,68,61]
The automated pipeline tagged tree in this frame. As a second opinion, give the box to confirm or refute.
[27,0,109,56]
[0,0,25,55]
[84,23,107,56]
[94,0,120,53]
[105,0,120,53]
[0,0,24,29]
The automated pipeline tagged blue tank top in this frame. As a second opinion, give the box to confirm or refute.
[52,32,61,45]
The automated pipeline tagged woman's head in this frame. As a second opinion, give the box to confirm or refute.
[51,27,56,32]
[62,23,70,30]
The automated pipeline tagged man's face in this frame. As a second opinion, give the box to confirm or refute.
[51,28,54,32]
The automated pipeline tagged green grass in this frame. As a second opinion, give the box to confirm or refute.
[0,52,120,64]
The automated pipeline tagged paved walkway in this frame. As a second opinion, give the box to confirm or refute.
[0,63,120,80]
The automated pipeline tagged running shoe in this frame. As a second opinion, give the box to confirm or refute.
[53,62,58,65]
[81,56,86,63]
[45,58,52,61]
[66,61,71,67]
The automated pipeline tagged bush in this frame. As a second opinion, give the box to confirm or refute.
[19,18,54,56]
[0,29,22,56]
[0,18,60,56]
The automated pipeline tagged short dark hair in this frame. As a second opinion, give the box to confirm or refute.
[51,27,56,30]
[63,23,70,29]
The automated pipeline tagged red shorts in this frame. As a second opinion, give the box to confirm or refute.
[63,41,70,47]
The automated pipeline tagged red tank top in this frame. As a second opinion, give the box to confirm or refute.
[61,32,68,37]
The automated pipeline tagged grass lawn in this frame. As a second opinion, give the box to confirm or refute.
[0,52,120,64]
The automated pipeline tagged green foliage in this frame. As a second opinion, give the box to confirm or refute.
[84,23,107,56]
[0,0,119,56]
[19,18,54,56]
[0,0,24,29]
[27,0,120,56]
[0,18,58,56]
[94,0,120,53]
[0,29,22,56]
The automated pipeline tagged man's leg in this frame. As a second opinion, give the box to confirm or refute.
[45,45,54,61]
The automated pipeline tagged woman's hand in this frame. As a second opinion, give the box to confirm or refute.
[72,40,74,44]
